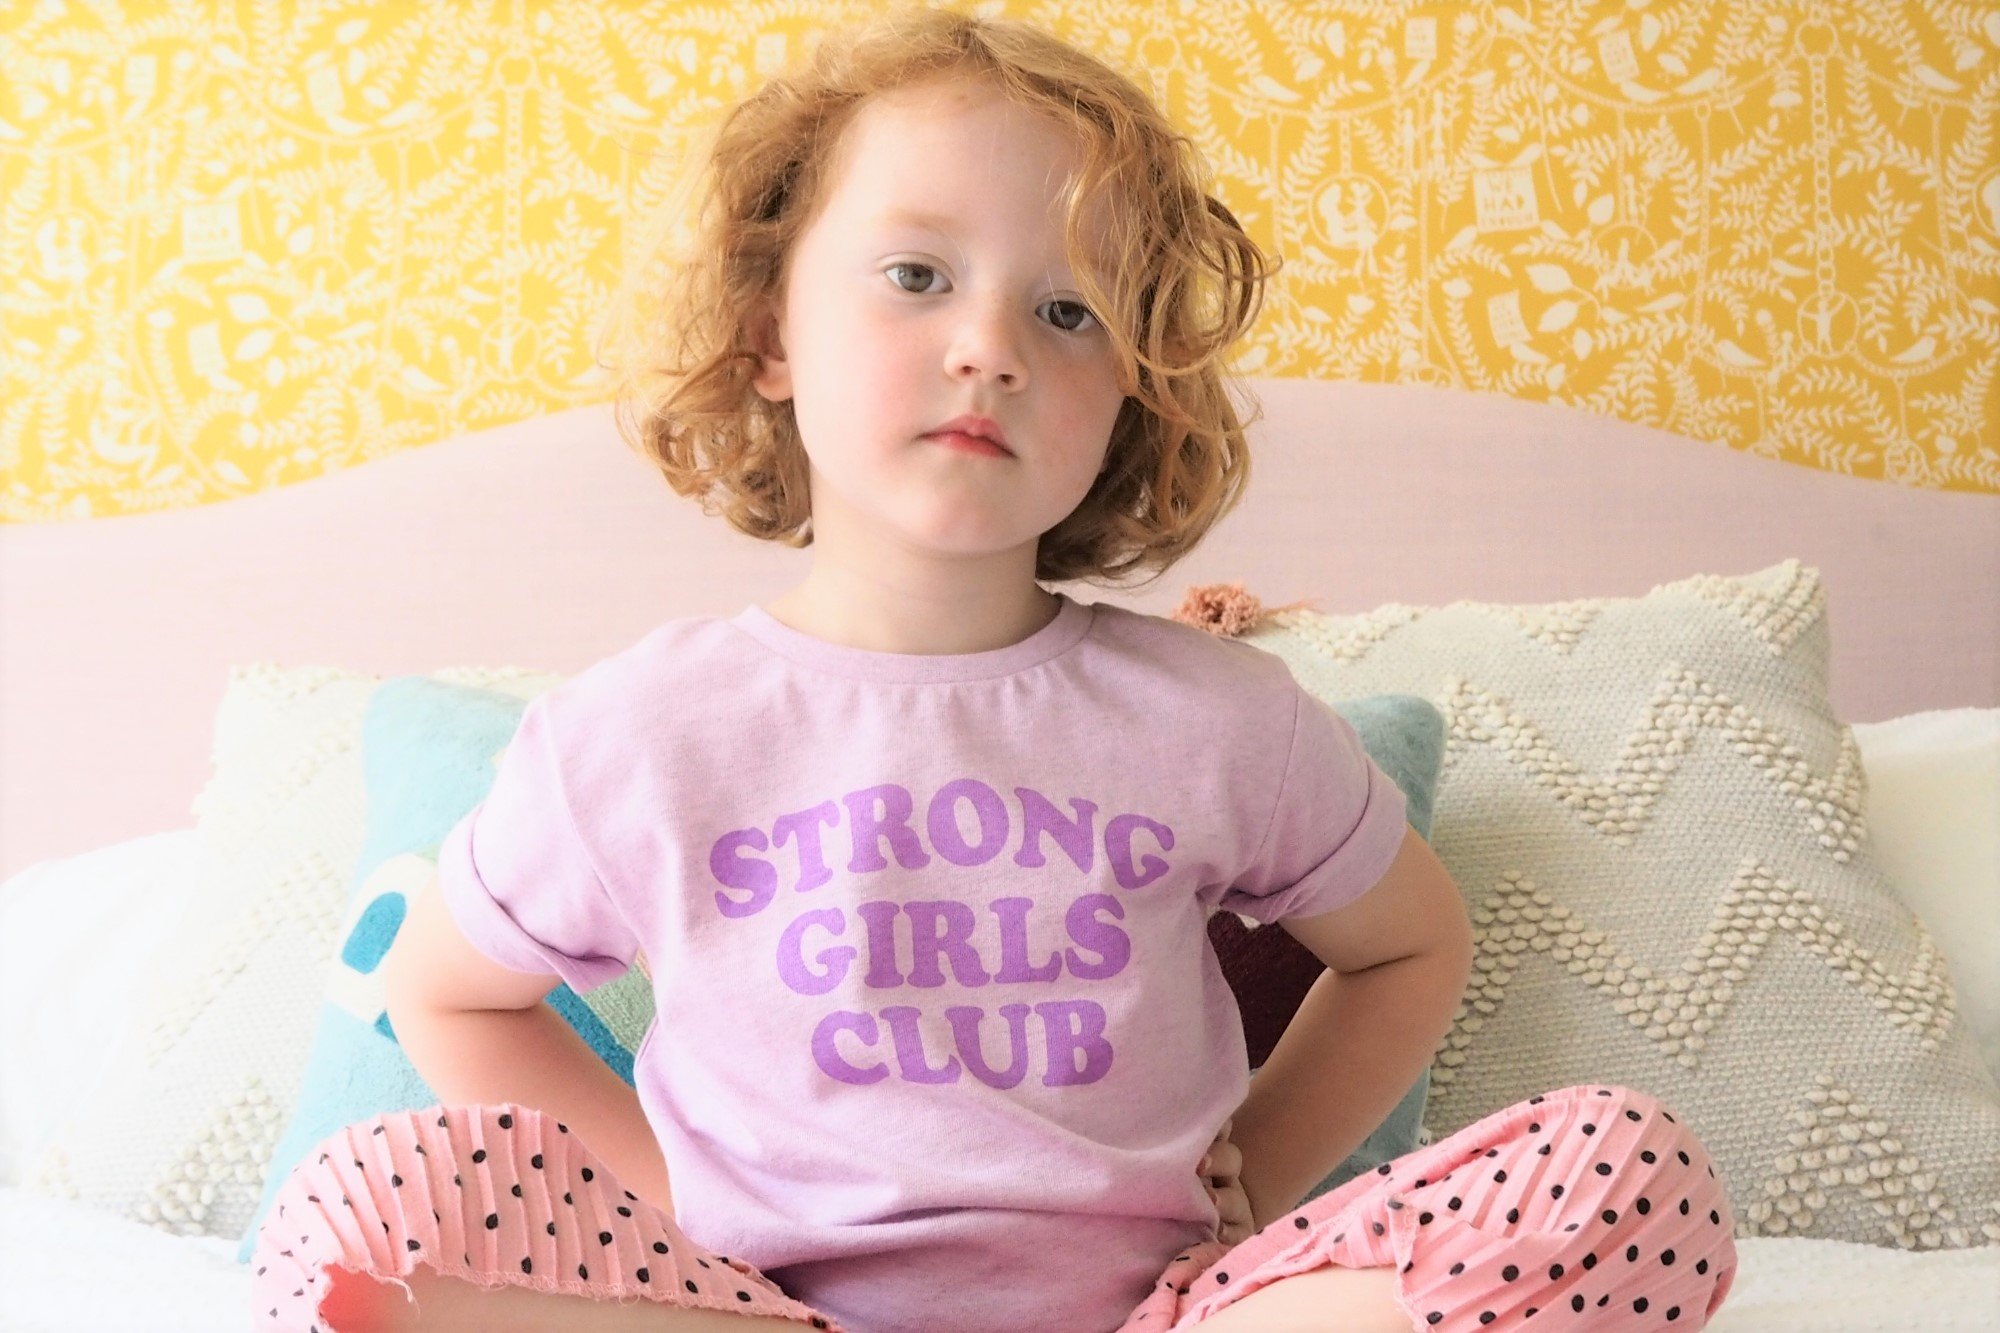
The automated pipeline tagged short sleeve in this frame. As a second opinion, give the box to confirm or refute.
[434,694,640,995]
[1219,685,1410,924]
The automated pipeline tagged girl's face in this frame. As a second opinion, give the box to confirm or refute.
[749,77,1128,571]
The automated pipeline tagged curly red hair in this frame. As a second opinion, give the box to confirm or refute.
[596,6,1280,589]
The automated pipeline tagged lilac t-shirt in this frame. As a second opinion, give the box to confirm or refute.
[436,590,1408,1333]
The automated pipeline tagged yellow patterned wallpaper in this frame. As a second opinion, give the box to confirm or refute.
[2,1,1995,522]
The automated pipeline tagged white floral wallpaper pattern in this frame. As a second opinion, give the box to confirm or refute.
[2,0,1994,522]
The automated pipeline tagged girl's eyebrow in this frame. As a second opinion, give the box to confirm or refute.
[874,206,963,233]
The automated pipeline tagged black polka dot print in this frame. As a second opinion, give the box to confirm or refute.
[252,1089,1736,1332]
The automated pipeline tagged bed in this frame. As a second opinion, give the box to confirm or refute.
[2,375,1996,1330]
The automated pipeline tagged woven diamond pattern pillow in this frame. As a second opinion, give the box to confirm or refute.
[18,663,560,1241]
[1236,559,2000,1251]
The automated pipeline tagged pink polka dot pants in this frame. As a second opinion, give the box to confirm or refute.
[250,1084,1736,1331]
[249,1103,842,1331]
[1116,1084,1739,1331]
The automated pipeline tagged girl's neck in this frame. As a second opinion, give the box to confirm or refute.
[758,576,1063,657]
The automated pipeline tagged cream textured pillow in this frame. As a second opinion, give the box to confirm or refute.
[18,663,559,1241]
[1240,560,2000,1251]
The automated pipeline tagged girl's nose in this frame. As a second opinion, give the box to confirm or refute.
[946,303,1028,388]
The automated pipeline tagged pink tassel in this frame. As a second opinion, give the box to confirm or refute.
[1169,582,1320,637]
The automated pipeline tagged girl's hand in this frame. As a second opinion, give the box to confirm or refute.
[1200,1118,1257,1247]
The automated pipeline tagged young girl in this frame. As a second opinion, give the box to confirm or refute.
[250,10,1739,1331]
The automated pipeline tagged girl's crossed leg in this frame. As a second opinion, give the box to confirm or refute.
[253,1086,1737,1333]
[249,1103,847,1332]
[1117,1084,1740,1333]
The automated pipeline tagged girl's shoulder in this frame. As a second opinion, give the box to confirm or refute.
[1083,598,1298,701]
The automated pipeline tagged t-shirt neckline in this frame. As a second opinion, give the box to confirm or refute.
[731,591,1096,683]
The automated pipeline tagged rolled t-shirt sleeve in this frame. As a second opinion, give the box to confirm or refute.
[1219,684,1410,924]
[435,693,639,996]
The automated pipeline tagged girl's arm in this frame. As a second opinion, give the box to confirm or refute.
[1227,824,1475,1229]
[389,1001,676,1212]
[1227,949,1471,1230]
[384,872,677,1214]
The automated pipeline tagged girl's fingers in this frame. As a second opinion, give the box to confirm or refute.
[1212,1189,1255,1246]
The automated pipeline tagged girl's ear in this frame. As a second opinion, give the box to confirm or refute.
[748,301,793,403]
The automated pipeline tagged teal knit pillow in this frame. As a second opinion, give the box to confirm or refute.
[233,677,651,1260]
[238,678,1445,1260]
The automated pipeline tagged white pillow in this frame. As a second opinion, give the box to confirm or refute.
[1848,708,2000,1084]
[3,662,555,1239]
[0,829,215,1188]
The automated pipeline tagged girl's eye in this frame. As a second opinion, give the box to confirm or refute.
[885,261,945,295]
[1042,299,1099,334]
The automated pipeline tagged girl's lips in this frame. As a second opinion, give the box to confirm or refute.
[926,430,1012,458]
